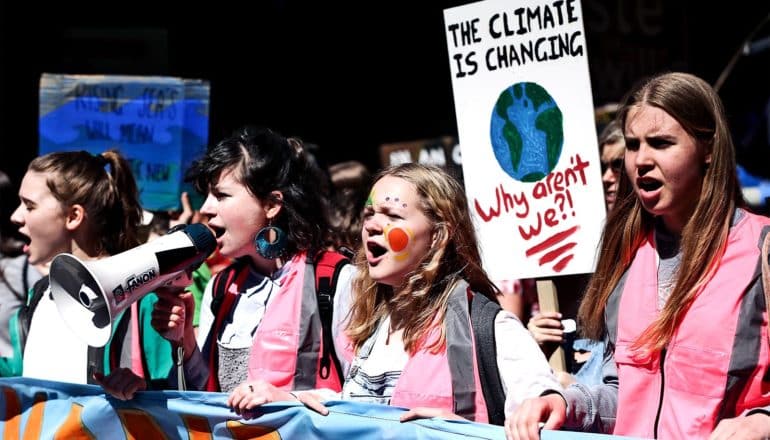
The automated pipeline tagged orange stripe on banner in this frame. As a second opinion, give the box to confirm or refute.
[117,409,167,440]
[2,387,21,440]
[22,392,47,439]
[181,415,212,440]
[225,420,281,440]
[53,404,95,440]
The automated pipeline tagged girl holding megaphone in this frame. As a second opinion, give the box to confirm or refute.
[2,150,173,390]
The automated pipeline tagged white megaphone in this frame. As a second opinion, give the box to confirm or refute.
[49,223,217,347]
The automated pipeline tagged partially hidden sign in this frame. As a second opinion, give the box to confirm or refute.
[39,73,210,211]
[443,0,605,279]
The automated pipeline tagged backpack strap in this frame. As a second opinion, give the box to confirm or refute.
[761,228,770,346]
[17,277,50,352]
[313,250,349,382]
[200,260,245,391]
[210,260,246,316]
[470,292,506,426]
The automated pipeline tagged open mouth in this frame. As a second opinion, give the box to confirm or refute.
[637,179,663,192]
[367,242,387,259]
[209,225,225,238]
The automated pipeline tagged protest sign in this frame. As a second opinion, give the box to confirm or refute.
[444,0,605,279]
[39,73,210,211]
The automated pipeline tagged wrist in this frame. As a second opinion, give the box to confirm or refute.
[182,337,196,361]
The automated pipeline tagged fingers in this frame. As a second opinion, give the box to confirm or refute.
[505,398,550,440]
[297,393,329,416]
[227,381,282,416]
[400,407,441,422]
[400,408,421,422]
[151,291,190,340]
[399,407,462,422]
[180,192,193,214]
[708,414,770,440]
[170,192,194,227]
[528,317,564,330]
[94,369,147,401]
[529,311,562,323]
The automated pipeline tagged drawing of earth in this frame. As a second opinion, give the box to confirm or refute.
[489,82,563,182]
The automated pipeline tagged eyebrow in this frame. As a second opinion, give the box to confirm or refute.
[369,203,405,214]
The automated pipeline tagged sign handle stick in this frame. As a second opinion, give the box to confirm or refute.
[536,279,567,372]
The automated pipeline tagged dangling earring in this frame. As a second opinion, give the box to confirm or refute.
[254,219,287,259]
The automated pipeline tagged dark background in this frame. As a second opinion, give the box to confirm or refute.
[1,1,769,193]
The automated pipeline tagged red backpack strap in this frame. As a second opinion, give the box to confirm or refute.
[313,250,350,382]
[203,260,245,391]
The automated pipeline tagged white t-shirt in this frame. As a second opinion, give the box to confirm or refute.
[23,288,89,384]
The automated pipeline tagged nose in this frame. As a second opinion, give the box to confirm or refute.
[631,144,654,175]
[10,203,24,226]
[602,166,616,184]
[363,214,383,236]
[199,193,217,218]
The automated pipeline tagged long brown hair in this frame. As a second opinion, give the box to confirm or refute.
[579,72,744,355]
[30,149,142,255]
[346,163,498,354]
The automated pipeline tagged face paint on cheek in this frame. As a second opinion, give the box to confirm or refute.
[384,225,413,262]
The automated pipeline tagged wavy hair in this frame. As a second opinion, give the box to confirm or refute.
[579,72,744,356]
[187,126,330,256]
[29,149,142,255]
[346,163,498,354]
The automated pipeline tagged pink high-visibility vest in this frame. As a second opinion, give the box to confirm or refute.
[614,212,770,439]
[247,252,342,391]
[339,281,489,422]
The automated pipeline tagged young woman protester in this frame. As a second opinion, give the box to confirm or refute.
[2,150,172,388]
[507,72,770,440]
[102,126,356,399]
[228,163,559,424]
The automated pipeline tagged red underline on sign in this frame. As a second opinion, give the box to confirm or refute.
[539,242,577,265]
[525,225,579,257]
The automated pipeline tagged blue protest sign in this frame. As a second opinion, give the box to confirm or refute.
[39,73,210,211]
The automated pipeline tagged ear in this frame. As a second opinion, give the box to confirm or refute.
[64,204,86,231]
[432,224,448,249]
[265,191,284,220]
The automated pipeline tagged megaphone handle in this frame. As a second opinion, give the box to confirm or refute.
[175,345,187,391]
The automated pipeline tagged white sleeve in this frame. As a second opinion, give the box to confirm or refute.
[196,278,215,350]
[332,264,357,376]
[495,310,562,416]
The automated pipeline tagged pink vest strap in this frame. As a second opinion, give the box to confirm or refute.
[129,302,144,378]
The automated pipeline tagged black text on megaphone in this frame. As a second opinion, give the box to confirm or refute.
[49,223,217,347]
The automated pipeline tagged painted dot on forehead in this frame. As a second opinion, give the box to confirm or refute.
[387,227,409,252]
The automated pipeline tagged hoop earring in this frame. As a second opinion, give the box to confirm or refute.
[254,222,287,259]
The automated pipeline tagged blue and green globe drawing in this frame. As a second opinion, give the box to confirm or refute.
[490,82,563,182]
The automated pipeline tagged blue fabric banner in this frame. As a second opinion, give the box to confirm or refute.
[0,378,642,439]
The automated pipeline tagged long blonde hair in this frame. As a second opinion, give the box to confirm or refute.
[345,163,498,354]
[579,72,744,355]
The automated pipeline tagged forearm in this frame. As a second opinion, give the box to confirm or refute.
[561,346,619,433]
[167,344,210,391]
[561,382,617,433]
